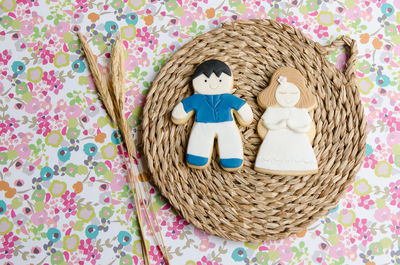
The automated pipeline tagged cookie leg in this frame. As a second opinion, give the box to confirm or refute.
[217,121,243,171]
[186,122,215,169]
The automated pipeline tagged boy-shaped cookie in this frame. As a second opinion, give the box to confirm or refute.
[172,59,253,171]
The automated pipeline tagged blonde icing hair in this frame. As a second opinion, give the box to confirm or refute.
[258,67,317,109]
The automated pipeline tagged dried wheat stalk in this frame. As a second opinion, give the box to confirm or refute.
[78,32,169,265]
[110,37,170,264]
[78,33,150,265]
[110,37,125,109]
[78,32,116,123]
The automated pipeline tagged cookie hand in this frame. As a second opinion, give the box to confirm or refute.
[236,103,253,126]
[287,119,310,133]
[172,102,189,124]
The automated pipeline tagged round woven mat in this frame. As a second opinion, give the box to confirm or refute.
[141,19,367,242]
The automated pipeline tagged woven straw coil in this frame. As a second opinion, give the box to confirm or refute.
[141,19,367,242]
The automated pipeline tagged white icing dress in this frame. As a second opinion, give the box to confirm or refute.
[255,107,318,173]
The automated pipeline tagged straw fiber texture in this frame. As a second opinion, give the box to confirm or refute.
[141,19,367,242]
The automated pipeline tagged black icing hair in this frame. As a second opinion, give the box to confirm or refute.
[192,59,232,79]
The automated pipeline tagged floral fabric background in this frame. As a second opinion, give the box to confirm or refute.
[0,0,399,264]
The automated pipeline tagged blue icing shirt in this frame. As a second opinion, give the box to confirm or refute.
[181,94,246,123]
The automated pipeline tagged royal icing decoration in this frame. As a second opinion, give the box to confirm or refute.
[172,59,253,171]
[255,67,318,175]
[277,76,287,84]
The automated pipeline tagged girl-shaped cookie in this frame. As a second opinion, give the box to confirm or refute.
[255,67,318,175]
[172,59,253,171]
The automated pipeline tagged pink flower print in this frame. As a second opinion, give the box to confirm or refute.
[276,16,301,27]
[134,93,146,107]
[147,36,157,49]
[196,256,221,265]
[33,43,54,65]
[313,25,329,38]
[345,7,362,21]
[389,179,400,207]
[380,51,393,64]
[165,224,181,240]
[0,232,18,259]
[0,118,19,135]
[110,175,126,191]
[30,246,41,255]
[125,55,138,71]
[194,227,208,240]
[19,131,34,144]
[0,50,11,65]
[25,98,41,114]
[208,18,220,29]
[55,22,70,37]
[30,210,48,226]
[137,27,158,50]
[20,20,34,36]
[43,71,63,94]
[328,242,346,259]
[37,110,50,123]
[15,143,31,160]
[379,109,400,132]
[395,44,400,56]
[168,26,180,38]
[374,206,391,222]
[312,250,327,264]
[360,230,372,246]
[16,0,39,7]
[289,16,302,27]
[66,105,82,119]
[166,215,189,240]
[277,245,293,262]
[79,239,101,265]
[240,9,258,20]
[180,11,195,26]
[51,80,63,94]
[353,218,367,232]
[149,245,164,265]
[387,132,400,146]
[61,190,77,218]
[198,238,215,252]
[358,195,375,209]
[363,153,378,169]
[75,0,88,13]
[353,218,372,246]
[194,227,215,252]
[88,74,95,89]
[36,110,51,136]
[55,99,68,113]
[379,108,390,123]
[391,220,400,235]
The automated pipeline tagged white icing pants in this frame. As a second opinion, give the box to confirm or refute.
[187,121,243,159]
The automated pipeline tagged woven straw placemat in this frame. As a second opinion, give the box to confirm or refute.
[141,19,367,242]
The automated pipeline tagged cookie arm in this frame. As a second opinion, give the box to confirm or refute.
[172,102,191,124]
[236,103,253,126]
[265,119,287,130]
[287,109,311,133]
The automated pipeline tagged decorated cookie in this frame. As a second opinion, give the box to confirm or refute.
[255,67,318,175]
[172,59,253,171]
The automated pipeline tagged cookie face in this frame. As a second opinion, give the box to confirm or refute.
[171,59,253,171]
[275,82,300,107]
[255,67,318,175]
[192,72,233,95]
